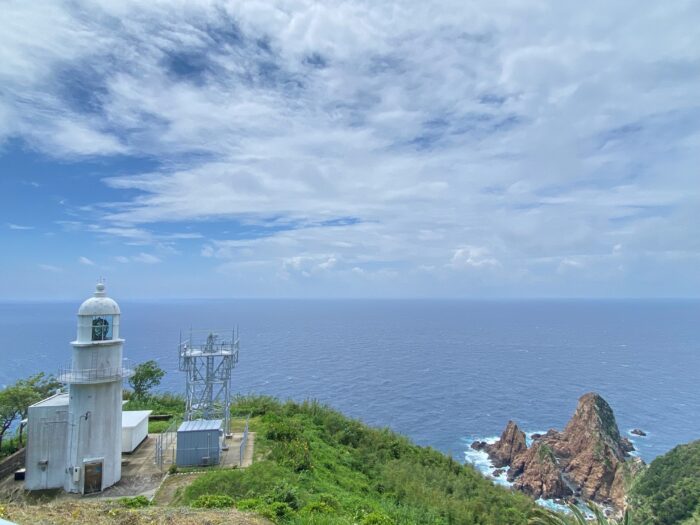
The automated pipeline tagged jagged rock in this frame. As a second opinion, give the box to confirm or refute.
[531,433,543,440]
[556,393,632,507]
[510,442,572,500]
[491,392,644,511]
[471,440,488,451]
[630,429,647,437]
[492,468,505,477]
[620,437,635,453]
[485,421,528,468]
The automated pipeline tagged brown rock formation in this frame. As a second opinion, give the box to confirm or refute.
[509,442,572,499]
[485,420,527,468]
[555,393,630,505]
[483,392,643,511]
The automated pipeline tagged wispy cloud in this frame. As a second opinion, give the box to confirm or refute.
[38,263,62,273]
[6,223,34,230]
[2,1,700,296]
[132,253,161,264]
[78,256,95,266]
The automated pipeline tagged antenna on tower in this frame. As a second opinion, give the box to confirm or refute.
[178,329,239,436]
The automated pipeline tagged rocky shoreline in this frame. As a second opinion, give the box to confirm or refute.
[471,393,645,511]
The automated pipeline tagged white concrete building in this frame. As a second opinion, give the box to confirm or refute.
[26,283,132,494]
[122,410,151,453]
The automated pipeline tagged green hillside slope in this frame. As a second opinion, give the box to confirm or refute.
[630,440,700,525]
[178,396,535,524]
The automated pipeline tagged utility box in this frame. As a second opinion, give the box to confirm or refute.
[176,419,223,467]
[121,410,152,453]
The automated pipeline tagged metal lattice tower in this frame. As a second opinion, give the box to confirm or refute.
[178,329,239,434]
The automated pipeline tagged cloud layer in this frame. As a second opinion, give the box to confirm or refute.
[2,0,699,297]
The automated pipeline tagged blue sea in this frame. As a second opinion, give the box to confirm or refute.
[1,299,699,468]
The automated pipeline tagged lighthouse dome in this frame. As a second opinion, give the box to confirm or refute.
[78,282,121,316]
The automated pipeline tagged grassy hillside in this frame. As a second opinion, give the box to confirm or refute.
[176,396,535,524]
[630,440,700,525]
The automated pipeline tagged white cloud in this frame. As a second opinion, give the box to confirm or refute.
[2,1,700,296]
[132,252,161,264]
[449,246,501,269]
[6,223,34,230]
[78,256,95,265]
[38,263,62,272]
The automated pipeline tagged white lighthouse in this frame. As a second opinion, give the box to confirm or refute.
[25,282,132,494]
[63,281,126,493]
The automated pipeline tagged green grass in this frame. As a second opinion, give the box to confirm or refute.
[177,396,535,524]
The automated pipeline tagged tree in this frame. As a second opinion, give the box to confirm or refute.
[128,360,165,399]
[0,384,38,452]
[15,373,61,445]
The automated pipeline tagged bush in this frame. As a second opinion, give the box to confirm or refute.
[265,419,304,442]
[302,500,336,514]
[191,494,235,509]
[119,496,151,508]
[260,502,294,521]
[361,511,394,525]
[236,498,262,510]
[265,481,301,510]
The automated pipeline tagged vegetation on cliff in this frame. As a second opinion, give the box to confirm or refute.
[177,396,535,524]
[630,440,700,525]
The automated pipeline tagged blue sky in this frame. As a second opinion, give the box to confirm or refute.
[1,1,699,299]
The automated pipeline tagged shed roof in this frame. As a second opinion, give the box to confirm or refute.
[178,419,223,432]
[30,392,69,408]
[122,410,152,428]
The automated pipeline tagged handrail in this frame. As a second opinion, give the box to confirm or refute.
[58,366,133,384]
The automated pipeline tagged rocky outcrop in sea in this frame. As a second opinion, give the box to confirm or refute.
[472,392,645,510]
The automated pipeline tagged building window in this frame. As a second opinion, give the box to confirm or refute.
[91,316,113,341]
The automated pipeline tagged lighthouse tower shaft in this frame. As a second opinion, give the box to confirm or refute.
[59,283,130,494]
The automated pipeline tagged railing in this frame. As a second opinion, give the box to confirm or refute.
[155,418,179,471]
[239,414,251,467]
[58,366,133,384]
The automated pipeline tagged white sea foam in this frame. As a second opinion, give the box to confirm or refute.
[463,435,513,487]
[525,430,547,447]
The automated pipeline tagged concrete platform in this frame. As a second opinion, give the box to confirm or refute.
[0,431,256,501]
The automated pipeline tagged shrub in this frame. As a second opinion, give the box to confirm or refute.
[302,500,336,514]
[361,511,395,525]
[265,481,301,510]
[265,419,304,442]
[260,501,294,520]
[119,496,151,508]
[236,498,262,510]
[191,494,235,509]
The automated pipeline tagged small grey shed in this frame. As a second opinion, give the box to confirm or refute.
[176,419,223,467]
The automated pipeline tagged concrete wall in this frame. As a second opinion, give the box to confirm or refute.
[122,415,149,453]
[25,404,68,491]
[65,380,122,493]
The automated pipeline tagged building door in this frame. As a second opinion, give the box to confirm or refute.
[83,460,103,494]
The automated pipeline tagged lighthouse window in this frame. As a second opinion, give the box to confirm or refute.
[91,316,113,341]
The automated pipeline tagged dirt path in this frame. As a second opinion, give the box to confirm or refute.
[152,473,202,506]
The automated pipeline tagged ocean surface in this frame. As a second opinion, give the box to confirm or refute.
[1,299,699,468]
